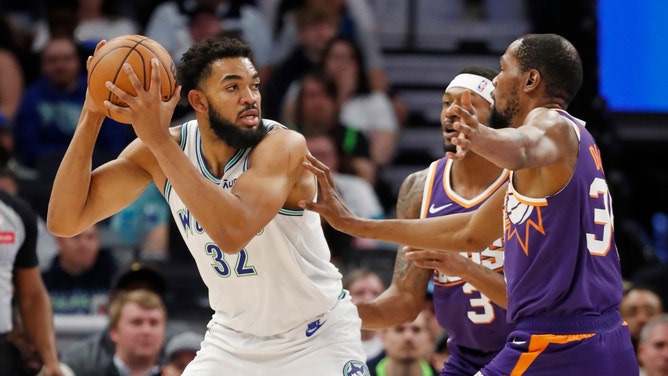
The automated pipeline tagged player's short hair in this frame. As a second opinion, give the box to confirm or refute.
[177,36,255,105]
[514,34,582,106]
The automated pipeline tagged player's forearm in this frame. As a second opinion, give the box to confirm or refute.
[47,109,105,235]
[470,126,530,171]
[357,288,422,330]
[458,262,508,308]
[145,139,256,252]
[20,290,60,369]
[339,215,481,252]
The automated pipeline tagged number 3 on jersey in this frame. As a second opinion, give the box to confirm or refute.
[463,283,495,324]
[205,243,257,277]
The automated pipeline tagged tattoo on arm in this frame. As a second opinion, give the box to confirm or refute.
[392,170,433,291]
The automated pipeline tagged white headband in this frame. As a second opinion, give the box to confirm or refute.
[445,73,494,104]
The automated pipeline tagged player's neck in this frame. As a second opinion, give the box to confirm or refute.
[450,156,505,199]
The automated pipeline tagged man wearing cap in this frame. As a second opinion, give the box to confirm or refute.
[355,67,515,375]
[161,330,203,376]
[60,265,169,376]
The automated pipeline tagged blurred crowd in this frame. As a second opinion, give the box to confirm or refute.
[0,1,667,375]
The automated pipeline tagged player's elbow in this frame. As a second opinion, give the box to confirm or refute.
[210,232,249,254]
[46,216,79,238]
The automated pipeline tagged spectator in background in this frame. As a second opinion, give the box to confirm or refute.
[320,36,399,167]
[104,289,166,376]
[620,286,664,353]
[109,183,171,261]
[14,37,132,170]
[13,37,134,217]
[370,311,438,376]
[186,4,224,44]
[343,268,386,360]
[305,133,384,220]
[269,0,388,92]
[430,332,451,373]
[60,264,168,376]
[161,330,203,376]
[0,16,24,124]
[144,0,272,75]
[306,133,384,263]
[294,70,375,185]
[637,314,668,376]
[263,3,338,122]
[74,0,140,50]
[30,0,80,53]
[41,224,118,314]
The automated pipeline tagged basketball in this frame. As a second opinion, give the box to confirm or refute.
[87,34,176,124]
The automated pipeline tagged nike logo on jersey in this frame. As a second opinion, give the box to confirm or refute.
[428,203,453,214]
[305,319,326,337]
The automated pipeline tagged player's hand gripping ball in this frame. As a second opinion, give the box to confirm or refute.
[87,34,176,124]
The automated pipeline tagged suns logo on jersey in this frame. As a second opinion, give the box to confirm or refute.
[504,193,546,255]
[506,194,533,225]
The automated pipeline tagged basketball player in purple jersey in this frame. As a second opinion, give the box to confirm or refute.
[356,66,515,375]
[301,34,637,375]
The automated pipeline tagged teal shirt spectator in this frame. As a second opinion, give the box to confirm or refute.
[109,183,170,258]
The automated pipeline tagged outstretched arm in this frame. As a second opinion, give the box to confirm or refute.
[449,106,578,183]
[356,171,432,329]
[300,154,505,251]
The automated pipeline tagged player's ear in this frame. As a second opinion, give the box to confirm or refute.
[524,69,540,92]
[188,90,207,113]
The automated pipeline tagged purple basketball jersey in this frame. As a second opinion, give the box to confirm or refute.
[422,158,514,353]
[502,110,624,324]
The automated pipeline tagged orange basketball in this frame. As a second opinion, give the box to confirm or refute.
[87,34,176,124]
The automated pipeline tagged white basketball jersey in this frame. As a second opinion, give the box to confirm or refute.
[165,120,343,337]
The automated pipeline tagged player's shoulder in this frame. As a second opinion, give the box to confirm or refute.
[398,166,429,201]
[525,107,572,129]
[262,119,307,147]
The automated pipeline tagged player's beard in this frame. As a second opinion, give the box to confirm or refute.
[488,88,519,130]
[209,105,267,149]
[443,141,456,154]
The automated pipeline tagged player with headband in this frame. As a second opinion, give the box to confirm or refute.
[356,66,515,376]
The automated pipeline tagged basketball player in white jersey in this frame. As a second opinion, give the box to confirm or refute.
[47,36,368,376]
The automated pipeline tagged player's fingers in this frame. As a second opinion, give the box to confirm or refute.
[402,246,424,253]
[302,161,332,201]
[120,63,144,91]
[105,80,134,103]
[298,199,317,211]
[453,105,476,125]
[305,154,336,187]
[165,86,182,109]
[460,90,476,116]
[411,259,436,269]
[452,120,469,135]
[149,59,162,92]
[103,99,132,119]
